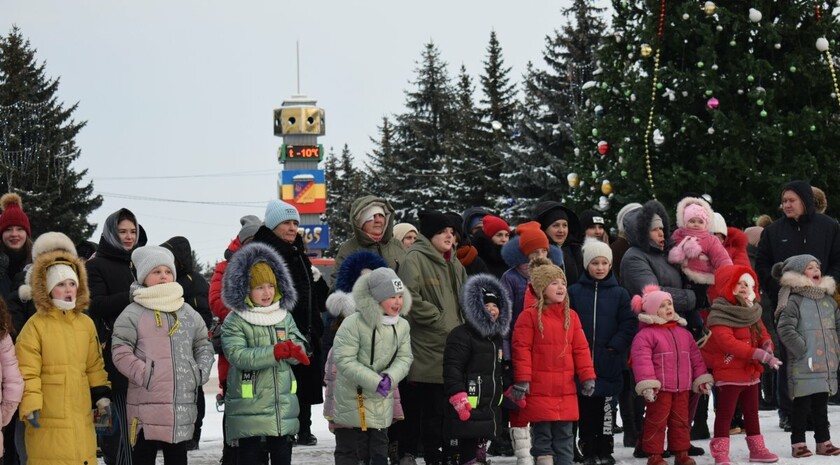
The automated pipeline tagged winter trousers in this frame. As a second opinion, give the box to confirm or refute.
[578,395,613,455]
[531,421,574,460]
[642,391,690,455]
[791,392,830,444]
[776,345,793,420]
[334,427,389,465]
[237,435,292,465]
[132,430,187,465]
[713,384,760,438]
[399,381,448,463]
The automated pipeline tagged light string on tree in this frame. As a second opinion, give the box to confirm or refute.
[642,0,668,198]
[813,2,840,109]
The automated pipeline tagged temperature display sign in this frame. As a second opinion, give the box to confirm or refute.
[280,144,323,161]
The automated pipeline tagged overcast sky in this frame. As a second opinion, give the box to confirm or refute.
[2,0,585,264]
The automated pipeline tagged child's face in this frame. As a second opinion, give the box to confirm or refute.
[380,294,404,317]
[734,280,753,302]
[491,230,510,246]
[50,279,77,302]
[587,257,611,280]
[543,278,567,304]
[143,265,174,286]
[485,302,500,321]
[401,231,417,248]
[250,283,276,306]
[528,248,548,261]
[656,299,676,321]
[686,217,706,231]
[804,261,822,284]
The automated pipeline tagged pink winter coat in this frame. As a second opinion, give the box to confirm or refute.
[669,228,732,285]
[0,333,23,457]
[630,316,712,395]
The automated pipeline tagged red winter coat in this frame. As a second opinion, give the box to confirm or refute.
[208,237,242,388]
[512,301,595,423]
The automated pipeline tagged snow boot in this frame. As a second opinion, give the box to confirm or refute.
[790,443,812,458]
[510,427,534,465]
[674,451,696,465]
[709,437,730,465]
[745,435,778,462]
[816,441,840,456]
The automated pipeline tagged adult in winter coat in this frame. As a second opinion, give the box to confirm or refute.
[472,215,510,279]
[252,200,327,445]
[532,201,584,285]
[610,203,642,282]
[86,207,147,465]
[220,242,309,464]
[335,195,407,274]
[443,274,512,465]
[0,193,32,303]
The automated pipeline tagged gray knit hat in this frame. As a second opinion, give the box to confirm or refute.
[771,254,820,280]
[264,199,300,230]
[368,267,405,303]
[132,245,177,284]
[238,215,262,243]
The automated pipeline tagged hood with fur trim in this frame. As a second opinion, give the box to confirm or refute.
[349,195,397,245]
[713,264,758,305]
[351,270,412,329]
[500,234,564,268]
[30,249,90,314]
[675,197,714,231]
[19,232,79,302]
[778,271,837,295]
[327,250,389,318]
[221,242,298,312]
[459,274,512,338]
[624,200,671,251]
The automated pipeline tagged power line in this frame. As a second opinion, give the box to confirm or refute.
[91,168,278,181]
[98,192,266,207]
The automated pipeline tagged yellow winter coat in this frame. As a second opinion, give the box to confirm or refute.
[16,249,111,465]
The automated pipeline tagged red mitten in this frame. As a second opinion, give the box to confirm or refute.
[273,341,291,360]
[285,340,311,366]
[504,386,526,409]
[448,392,471,421]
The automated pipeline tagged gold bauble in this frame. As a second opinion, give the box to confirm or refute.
[703,1,716,15]
[640,44,653,58]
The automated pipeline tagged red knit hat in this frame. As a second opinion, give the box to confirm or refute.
[517,221,549,257]
[482,215,510,238]
[0,193,31,236]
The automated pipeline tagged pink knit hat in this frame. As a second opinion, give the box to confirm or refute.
[631,284,673,316]
[683,203,709,226]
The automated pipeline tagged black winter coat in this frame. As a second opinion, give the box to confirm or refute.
[161,236,213,329]
[473,232,507,279]
[253,226,327,405]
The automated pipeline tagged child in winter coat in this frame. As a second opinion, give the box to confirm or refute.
[511,258,596,465]
[701,265,781,464]
[773,254,840,457]
[443,273,514,465]
[111,245,214,465]
[332,267,413,465]
[16,234,112,465]
[220,242,310,465]
[568,238,637,465]
[668,197,732,285]
[0,296,22,459]
[630,285,713,465]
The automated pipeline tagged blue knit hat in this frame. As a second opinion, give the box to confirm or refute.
[265,200,300,230]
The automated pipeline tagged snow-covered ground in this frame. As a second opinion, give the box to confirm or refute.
[125,360,840,464]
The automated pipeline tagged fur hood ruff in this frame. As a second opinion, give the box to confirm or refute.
[675,196,714,231]
[637,313,687,327]
[460,274,512,338]
[501,235,564,268]
[625,200,671,251]
[31,249,90,314]
[351,271,412,329]
[778,271,837,295]
[221,242,298,312]
[18,232,79,302]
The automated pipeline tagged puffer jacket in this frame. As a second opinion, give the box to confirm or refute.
[111,290,214,444]
[399,234,467,384]
[702,299,770,384]
[208,236,242,390]
[669,228,732,285]
[220,242,306,440]
[331,272,413,429]
[776,271,840,399]
[16,249,111,465]
[443,274,511,439]
[161,236,213,328]
[335,195,407,274]
[568,271,637,397]
[0,332,23,457]
[512,301,595,423]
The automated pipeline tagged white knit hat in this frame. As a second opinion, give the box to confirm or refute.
[582,237,613,267]
[46,264,78,293]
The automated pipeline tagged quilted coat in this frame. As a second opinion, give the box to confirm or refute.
[0,332,23,457]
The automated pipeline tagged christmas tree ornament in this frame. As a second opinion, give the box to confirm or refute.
[653,129,665,145]
[682,91,689,97]
[598,140,610,155]
[760,110,768,117]
[787,130,794,137]
[774,43,782,49]
[624,89,632,96]
[656,82,663,89]
[749,8,762,22]
[598,196,610,211]
[592,128,599,136]
[737,89,744,95]
[632,117,641,124]
[711,64,719,70]
[810,125,817,131]
[594,105,605,117]
[706,97,720,109]
[729,40,737,47]
[682,13,690,20]
[708,127,715,135]
[747,75,755,82]
[618,148,625,154]
[601,82,609,89]
[817,37,830,52]
[640,44,653,57]
[716,25,723,32]
[703,1,716,15]
[621,170,628,177]
[757,99,764,106]
[630,94,637,102]
[601,180,613,195]
[614,32,623,43]
[626,44,633,51]
[567,173,580,188]
[789,66,797,73]
[574,148,581,156]
[705,89,714,96]
[697,61,705,68]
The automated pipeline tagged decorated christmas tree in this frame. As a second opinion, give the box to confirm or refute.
[570,1,840,223]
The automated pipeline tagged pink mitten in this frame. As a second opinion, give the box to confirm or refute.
[448,392,472,421]
[682,236,702,258]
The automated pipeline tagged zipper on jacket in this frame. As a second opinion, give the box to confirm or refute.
[591,281,599,362]
[669,328,681,389]
[491,338,498,435]
[168,312,177,441]
[270,325,283,433]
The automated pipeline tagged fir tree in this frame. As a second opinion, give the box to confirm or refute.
[364,117,405,209]
[325,144,363,257]
[0,26,102,241]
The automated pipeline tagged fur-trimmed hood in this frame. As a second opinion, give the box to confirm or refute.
[327,250,389,318]
[349,195,397,245]
[459,274,512,338]
[221,242,298,312]
[500,234,564,268]
[713,264,758,305]
[18,232,79,302]
[778,271,837,295]
[351,271,412,329]
[675,196,714,231]
[30,249,90,314]
[625,200,671,251]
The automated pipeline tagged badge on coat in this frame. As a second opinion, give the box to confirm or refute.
[275,327,287,342]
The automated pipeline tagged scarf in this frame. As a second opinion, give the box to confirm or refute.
[381,314,399,326]
[774,285,829,320]
[236,301,288,326]
[52,299,76,311]
[707,299,762,328]
[651,321,679,329]
[680,228,712,240]
[366,232,384,243]
[456,245,479,267]
[132,282,184,312]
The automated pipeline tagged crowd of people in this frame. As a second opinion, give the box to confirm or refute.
[0,180,838,465]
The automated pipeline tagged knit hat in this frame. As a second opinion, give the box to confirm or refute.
[355,204,387,228]
[650,214,664,231]
[582,237,613,267]
[771,254,819,280]
[580,209,606,230]
[368,267,405,303]
[238,215,262,243]
[630,284,673,316]
[264,199,300,230]
[482,215,510,238]
[0,193,31,236]
[532,201,568,231]
[616,203,642,234]
[528,257,569,331]
[444,212,466,243]
[46,263,78,293]
[131,245,177,284]
[393,223,418,242]
[744,226,763,246]
[683,203,710,227]
[517,221,549,257]
[482,287,499,306]
[249,262,276,290]
[712,212,727,236]
[419,210,452,239]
